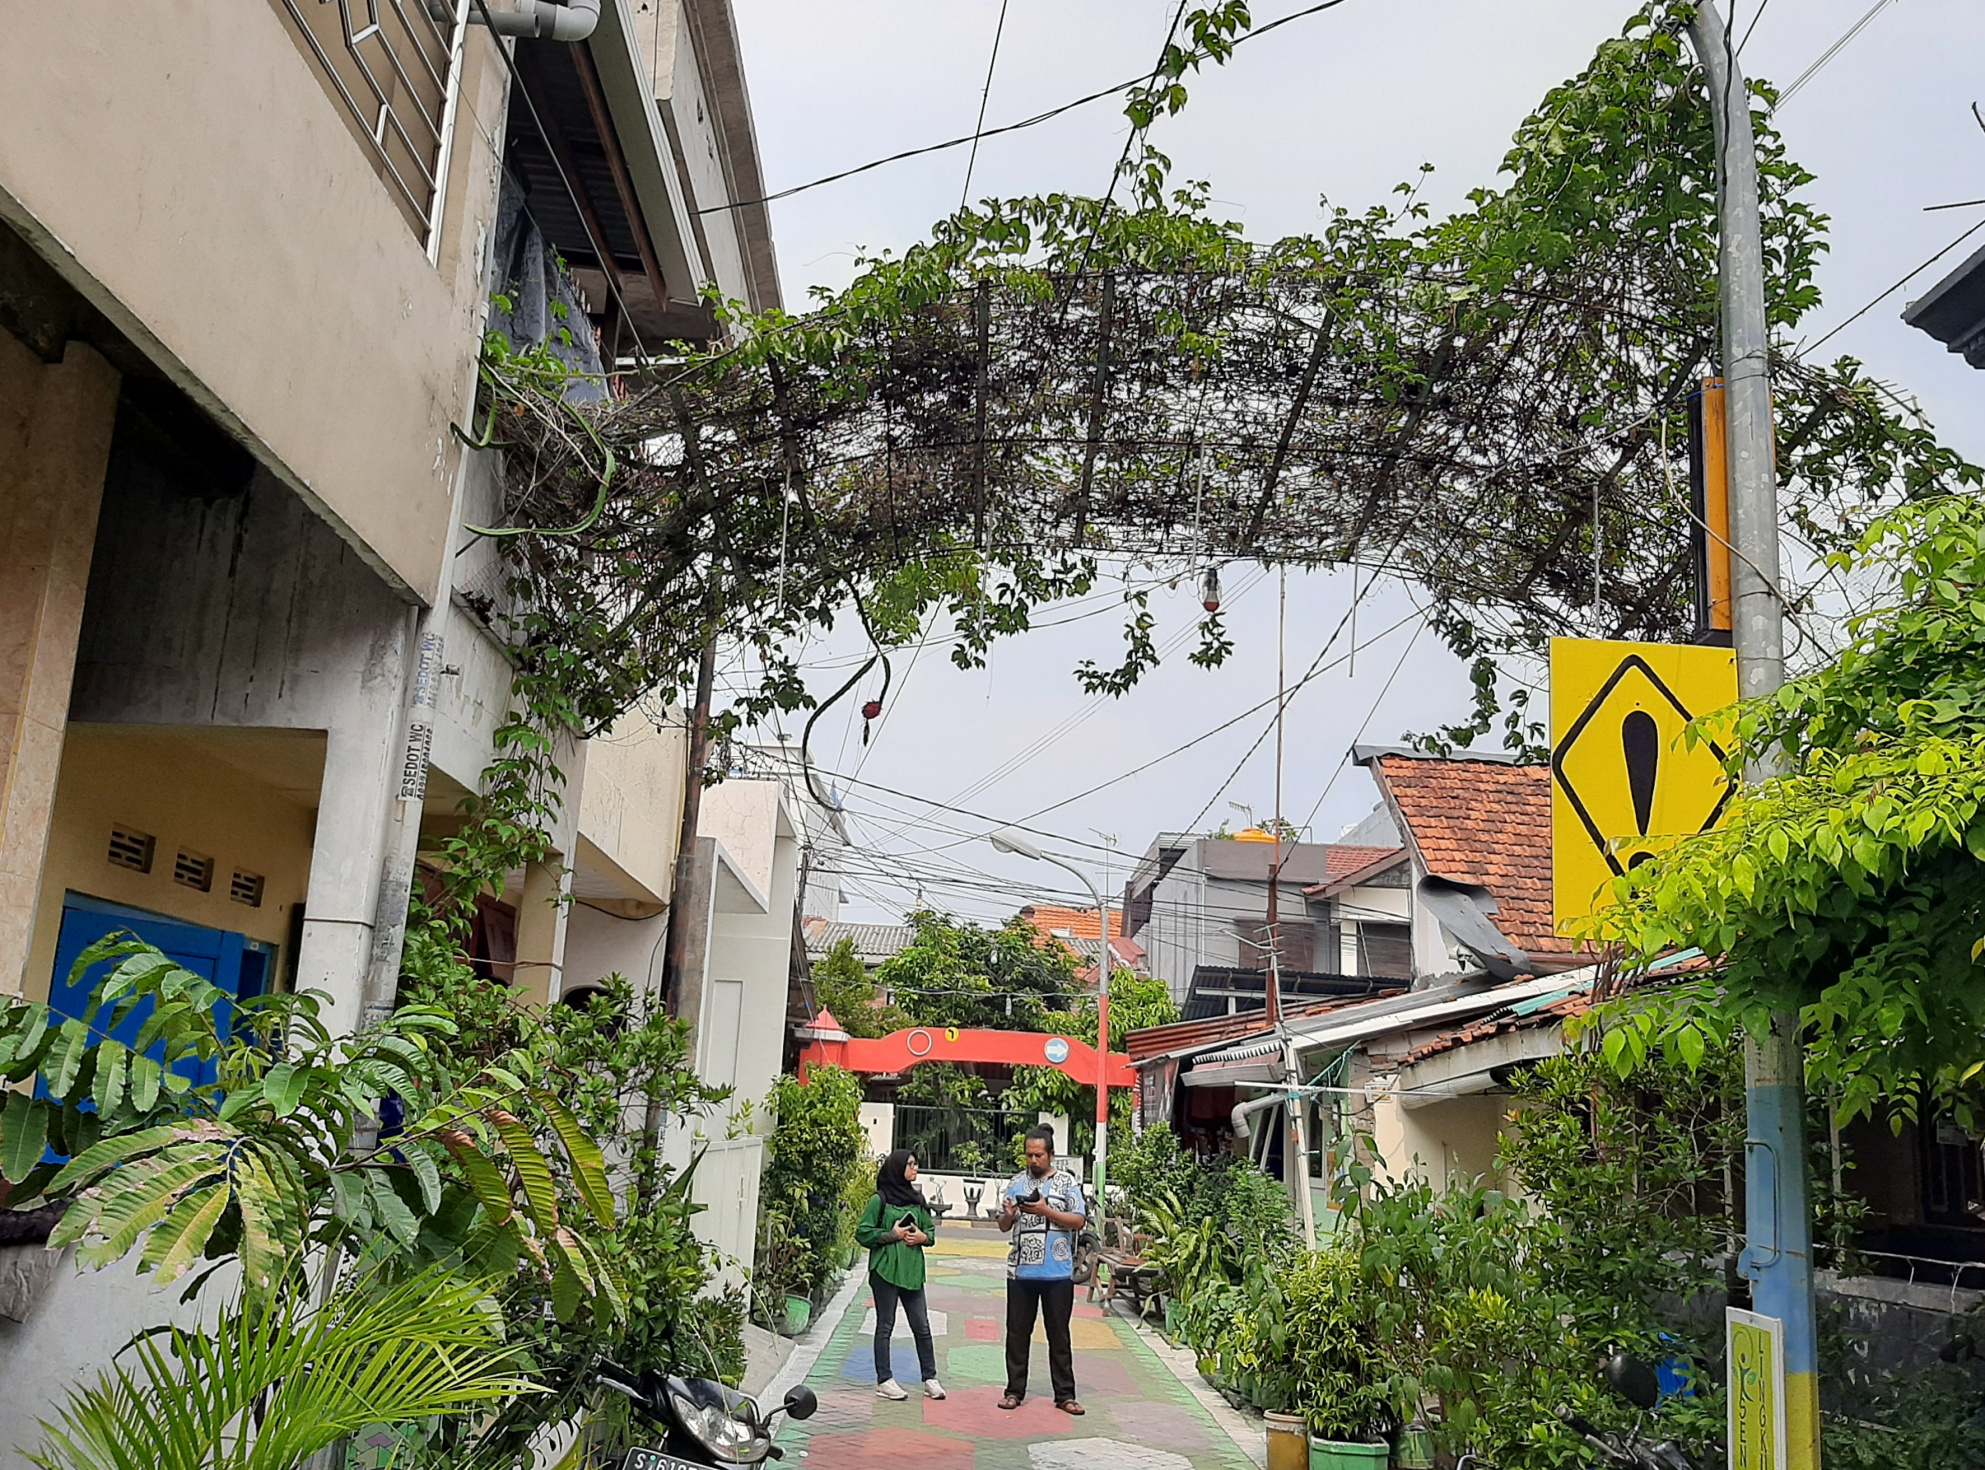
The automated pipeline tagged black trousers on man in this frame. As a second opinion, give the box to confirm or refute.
[1004,1278,1076,1403]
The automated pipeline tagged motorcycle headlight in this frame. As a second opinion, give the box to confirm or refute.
[667,1387,767,1464]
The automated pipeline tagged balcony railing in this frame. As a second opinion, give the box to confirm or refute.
[272,0,472,255]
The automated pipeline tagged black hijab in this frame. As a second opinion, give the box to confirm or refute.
[876,1149,926,1210]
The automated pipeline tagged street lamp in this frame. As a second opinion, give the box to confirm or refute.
[990,828,1113,1214]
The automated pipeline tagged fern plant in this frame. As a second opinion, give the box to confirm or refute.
[0,932,621,1323]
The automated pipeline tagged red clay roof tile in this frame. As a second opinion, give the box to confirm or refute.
[1373,755,1589,958]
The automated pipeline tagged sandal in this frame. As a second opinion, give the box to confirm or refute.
[1056,1400,1086,1416]
[998,1393,1024,1411]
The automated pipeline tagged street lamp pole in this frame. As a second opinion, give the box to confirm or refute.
[1684,8,1817,1466]
[991,830,1113,1213]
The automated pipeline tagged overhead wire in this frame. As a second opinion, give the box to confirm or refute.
[959,0,1013,211]
[1774,0,1898,108]
[694,0,1358,217]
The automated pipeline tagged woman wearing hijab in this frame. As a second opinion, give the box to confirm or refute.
[853,1148,945,1401]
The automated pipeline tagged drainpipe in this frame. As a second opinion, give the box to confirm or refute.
[470,0,600,42]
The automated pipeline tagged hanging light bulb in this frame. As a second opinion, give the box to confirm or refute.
[1200,564,1222,613]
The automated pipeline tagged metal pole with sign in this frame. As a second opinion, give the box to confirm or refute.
[1684,7,1819,1466]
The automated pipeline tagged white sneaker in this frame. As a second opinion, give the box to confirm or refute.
[924,1378,947,1400]
[876,1379,909,1401]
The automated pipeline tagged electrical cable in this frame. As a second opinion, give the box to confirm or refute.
[1801,215,1985,356]
[960,0,1012,211]
[1296,617,1423,836]
[695,0,1357,216]
[1775,0,1897,108]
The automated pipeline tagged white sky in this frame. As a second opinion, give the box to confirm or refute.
[723,0,1985,925]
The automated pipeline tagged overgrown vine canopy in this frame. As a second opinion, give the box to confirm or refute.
[472,3,1974,749]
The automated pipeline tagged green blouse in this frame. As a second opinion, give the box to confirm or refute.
[854,1192,936,1290]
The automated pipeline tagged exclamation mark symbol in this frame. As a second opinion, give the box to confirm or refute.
[1622,710,1658,861]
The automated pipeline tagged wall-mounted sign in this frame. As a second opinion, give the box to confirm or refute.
[1728,1307,1785,1470]
[1550,637,1737,931]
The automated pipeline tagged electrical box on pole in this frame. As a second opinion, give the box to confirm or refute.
[1688,378,1734,642]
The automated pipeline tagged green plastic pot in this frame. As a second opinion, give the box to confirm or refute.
[1392,1425,1435,1469]
[780,1294,811,1337]
[1309,1439,1388,1470]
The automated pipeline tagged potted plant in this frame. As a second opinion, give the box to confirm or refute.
[1276,1251,1397,1468]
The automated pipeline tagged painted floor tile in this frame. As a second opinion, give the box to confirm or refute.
[778,1228,1256,1470]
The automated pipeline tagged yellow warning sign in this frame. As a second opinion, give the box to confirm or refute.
[1550,638,1737,932]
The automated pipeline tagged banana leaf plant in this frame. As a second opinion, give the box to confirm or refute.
[0,932,623,1324]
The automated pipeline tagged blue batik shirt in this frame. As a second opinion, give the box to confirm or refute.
[1004,1167,1086,1281]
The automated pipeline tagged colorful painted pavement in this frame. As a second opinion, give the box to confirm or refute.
[776,1230,1256,1470]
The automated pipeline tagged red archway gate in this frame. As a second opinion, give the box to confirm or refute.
[798,1025,1134,1090]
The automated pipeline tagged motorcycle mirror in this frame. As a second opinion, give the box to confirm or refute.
[783,1385,818,1422]
[1604,1352,1661,1412]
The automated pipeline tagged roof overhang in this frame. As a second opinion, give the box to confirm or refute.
[1903,240,1985,370]
[1389,1023,1567,1109]
[507,6,718,344]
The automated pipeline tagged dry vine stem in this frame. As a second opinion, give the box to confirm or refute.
[471,8,1976,741]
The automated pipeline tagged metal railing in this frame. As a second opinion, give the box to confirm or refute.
[895,1105,1035,1177]
[274,0,472,255]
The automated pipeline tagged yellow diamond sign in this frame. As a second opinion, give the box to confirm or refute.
[1551,638,1738,932]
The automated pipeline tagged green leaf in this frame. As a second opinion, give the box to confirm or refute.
[263,1062,309,1118]
[0,1092,49,1184]
[366,1170,422,1248]
[129,1053,163,1113]
[406,1147,443,1216]
[491,1114,559,1232]
[50,1123,182,1190]
[92,1039,128,1117]
[533,1088,614,1228]
[235,1152,296,1290]
[45,1018,90,1101]
[142,1184,230,1282]
[439,1136,514,1226]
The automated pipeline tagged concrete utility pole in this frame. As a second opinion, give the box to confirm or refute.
[991,830,1112,1212]
[1684,7,1818,1465]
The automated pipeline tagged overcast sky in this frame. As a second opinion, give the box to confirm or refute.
[722,0,1985,925]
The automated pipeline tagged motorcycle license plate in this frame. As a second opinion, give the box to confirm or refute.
[621,1449,708,1470]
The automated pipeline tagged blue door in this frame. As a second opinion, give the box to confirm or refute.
[48,894,271,1091]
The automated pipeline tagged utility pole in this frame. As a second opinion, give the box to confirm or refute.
[1685,7,1818,1466]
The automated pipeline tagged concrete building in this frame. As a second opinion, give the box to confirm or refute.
[0,0,781,1450]
[1120,831,1408,1016]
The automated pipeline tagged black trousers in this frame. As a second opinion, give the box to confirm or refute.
[1004,1278,1076,1403]
[870,1273,938,1383]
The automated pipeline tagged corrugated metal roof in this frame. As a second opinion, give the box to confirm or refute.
[1189,969,1596,1068]
[803,921,918,964]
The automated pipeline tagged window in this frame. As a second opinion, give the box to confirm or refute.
[1236,920,1314,973]
[271,0,472,250]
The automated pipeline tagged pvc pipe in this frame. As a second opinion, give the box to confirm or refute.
[472,0,601,42]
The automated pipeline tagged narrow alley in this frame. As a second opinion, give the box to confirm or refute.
[776,1230,1257,1470]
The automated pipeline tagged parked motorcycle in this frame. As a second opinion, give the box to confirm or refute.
[1556,1354,1696,1470]
[596,1362,818,1468]
[1456,1353,1697,1470]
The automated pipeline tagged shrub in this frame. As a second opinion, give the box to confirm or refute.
[757,1066,868,1312]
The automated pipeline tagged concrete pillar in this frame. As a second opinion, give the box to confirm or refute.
[295,706,406,1034]
[512,857,572,1005]
[0,337,119,996]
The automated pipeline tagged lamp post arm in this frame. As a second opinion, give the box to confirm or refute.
[1035,851,1111,1216]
